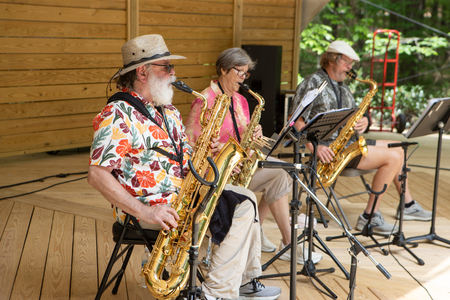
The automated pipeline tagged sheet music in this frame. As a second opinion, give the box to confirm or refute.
[282,81,328,133]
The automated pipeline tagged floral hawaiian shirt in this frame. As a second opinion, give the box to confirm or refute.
[89,90,193,224]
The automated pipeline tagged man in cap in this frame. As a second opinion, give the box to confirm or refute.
[290,40,431,234]
[87,34,281,300]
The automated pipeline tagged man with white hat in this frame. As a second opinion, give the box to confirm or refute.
[87,34,281,300]
[290,40,431,235]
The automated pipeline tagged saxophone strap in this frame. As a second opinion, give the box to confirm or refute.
[107,92,184,178]
[217,81,241,143]
[322,68,342,109]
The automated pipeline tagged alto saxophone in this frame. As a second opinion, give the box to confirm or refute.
[229,83,265,188]
[142,81,247,299]
[316,70,378,188]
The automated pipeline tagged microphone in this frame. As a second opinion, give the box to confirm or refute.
[258,161,305,171]
[388,142,418,148]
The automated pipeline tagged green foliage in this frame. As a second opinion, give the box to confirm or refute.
[298,0,450,130]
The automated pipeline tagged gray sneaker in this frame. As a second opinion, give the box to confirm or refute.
[398,201,432,221]
[238,278,281,300]
[260,226,276,253]
[355,211,398,235]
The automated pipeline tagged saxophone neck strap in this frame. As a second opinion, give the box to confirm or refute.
[217,81,241,143]
[107,92,184,178]
[322,68,342,109]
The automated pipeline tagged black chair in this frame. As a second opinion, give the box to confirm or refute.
[95,214,159,300]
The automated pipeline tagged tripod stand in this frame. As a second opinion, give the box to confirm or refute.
[404,97,450,248]
[258,109,357,299]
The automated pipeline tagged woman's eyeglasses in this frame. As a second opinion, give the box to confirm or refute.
[150,63,175,73]
[232,67,250,79]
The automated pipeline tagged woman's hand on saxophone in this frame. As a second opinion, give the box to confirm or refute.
[354,117,369,134]
[252,124,263,140]
[210,137,221,156]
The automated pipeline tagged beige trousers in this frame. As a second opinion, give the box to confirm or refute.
[201,184,262,299]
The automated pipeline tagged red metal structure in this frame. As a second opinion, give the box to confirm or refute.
[370,29,406,133]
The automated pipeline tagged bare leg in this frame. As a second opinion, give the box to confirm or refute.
[259,194,291,246]
[356,144,403,214]
[373,140,413,203]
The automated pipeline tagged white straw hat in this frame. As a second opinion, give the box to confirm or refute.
[113,34,186,79]
[326,40,360,62]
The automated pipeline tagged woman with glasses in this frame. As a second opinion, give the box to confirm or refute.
[185,47,322,265]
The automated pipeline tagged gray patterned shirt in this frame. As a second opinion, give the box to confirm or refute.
[290,68,358,147]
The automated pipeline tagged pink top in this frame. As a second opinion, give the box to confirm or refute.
[185,80,251,148]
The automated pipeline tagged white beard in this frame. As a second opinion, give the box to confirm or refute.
[148,73,176,107]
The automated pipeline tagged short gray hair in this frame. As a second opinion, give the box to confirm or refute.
[215,48,256,76]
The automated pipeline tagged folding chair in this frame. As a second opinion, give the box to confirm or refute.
[326,169,377,230]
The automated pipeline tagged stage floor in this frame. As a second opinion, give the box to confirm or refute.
[1,131,449,300]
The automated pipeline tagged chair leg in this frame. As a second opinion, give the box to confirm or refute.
[112,245,135,294]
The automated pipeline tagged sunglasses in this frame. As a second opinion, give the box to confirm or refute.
[150,63,175,73]
[232,67,251,79]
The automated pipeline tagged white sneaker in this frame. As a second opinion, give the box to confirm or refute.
[277,240,322,265]
[260,226,276,253]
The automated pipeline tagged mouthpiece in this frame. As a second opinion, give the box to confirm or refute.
[238,82,250,91]
[346,69,357,79]
[171,81,193,94]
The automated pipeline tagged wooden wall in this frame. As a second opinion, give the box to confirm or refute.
[0,0,302,158]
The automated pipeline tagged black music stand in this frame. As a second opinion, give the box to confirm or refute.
[404,97,450,247]
[258,108,356,300]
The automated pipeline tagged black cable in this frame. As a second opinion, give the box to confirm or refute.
[0,172,88,189]
[359,0,450,39]
[0,176,87,201]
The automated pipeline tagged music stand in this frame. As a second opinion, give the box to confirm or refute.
[404,97,450,247]
[258,108,356,300]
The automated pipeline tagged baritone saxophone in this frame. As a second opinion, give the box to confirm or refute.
[142,81,247,299]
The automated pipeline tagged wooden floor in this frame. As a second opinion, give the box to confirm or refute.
[1,131,450,300]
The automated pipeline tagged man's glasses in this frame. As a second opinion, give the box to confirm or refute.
[150,63,174,73]
[232,67,250,79]
[340,57,355,67]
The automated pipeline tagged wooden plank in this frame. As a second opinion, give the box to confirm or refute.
[140,11,233,27]
[292,0,302,90]
[41,212,74,300]
[0,202,34,300]
[0,113,97,136]
[96,219,129,299]
[139,25,233,40]
[0,98,105,120]
[0,69,116,87]
[0,201,14,235]
[0,83,106,104]
[2,53,121,71]
[1,0,126,10]
[0,20,126,38]
[0,141,92,157]
[0,127,94,154]
[128,0,139,39]
[71,216,98,299]
[1,3,126,24]
[241,39,293,51]
[10,207,54,300]
[0,37,124,54]
[233,0,243,47]
[244,0,294,6]
[124,245,157,299]
[165,39,233,53]
[242,28,294,40]
[243,3,295,18]
[140,0,233,14]
[243,16,294,29]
